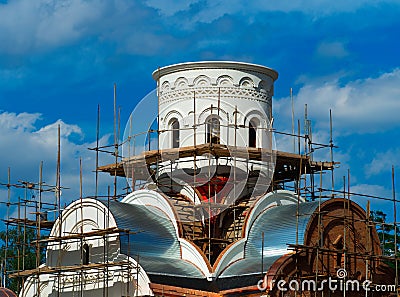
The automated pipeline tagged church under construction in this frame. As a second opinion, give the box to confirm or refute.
[1,62,399,296]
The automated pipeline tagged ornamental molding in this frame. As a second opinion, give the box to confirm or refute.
[159,87,271,105]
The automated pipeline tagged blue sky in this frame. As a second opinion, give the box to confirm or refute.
[0,0,400,221]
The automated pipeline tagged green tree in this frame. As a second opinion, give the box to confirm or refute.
[370,210,400,269]
[0,226,46,293]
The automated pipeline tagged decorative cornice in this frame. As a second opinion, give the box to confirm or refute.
[159,86,271,105]
[152,61,279,81]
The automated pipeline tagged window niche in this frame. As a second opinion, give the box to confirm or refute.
[170,118,180,148]
[206,116,220,144]
[248,118,259,148]
[82,243,90,265]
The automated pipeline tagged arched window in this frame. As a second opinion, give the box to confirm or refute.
[249,121,257,148]
[206,117,220,144]
[170,118,180,148]
[82,243,89,265]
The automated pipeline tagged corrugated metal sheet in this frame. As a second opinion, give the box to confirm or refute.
[219,201,320,277]
[104,200,206,278]
[99,198,322,280]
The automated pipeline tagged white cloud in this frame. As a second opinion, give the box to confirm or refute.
[153,0,400,24]
[0,111,115,214]
[0,0,184,57]
[0,0,108,54]
[256,0,393,14]
[274,68,400,135]
[0,0,397,60]
[350,183,394,218]
[273,69,400,203]
[351,183,391,199]
[0,112,83,173]
[364,148,400,177]
[0,111,40,132]
[144,0,200,16]
[35,119,82,141]
[316,41,349,58]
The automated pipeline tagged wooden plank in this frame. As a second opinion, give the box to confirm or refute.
[4,218,55,229]
[97,144,337,183]
[9,261,135,278]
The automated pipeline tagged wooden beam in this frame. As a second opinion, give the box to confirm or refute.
[97,144,337,183]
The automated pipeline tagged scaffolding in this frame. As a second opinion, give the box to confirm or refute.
[0,86,398,297]
[0,119,142,296]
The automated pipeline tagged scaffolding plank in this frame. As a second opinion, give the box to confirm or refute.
[9,261,136,278]
[4,218,55,229]
[97,144,337,183]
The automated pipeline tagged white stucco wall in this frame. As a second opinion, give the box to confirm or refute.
[153,61,278,150]
[19,199,153,297]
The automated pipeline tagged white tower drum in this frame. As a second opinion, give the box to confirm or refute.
[122,61,279,208]
[148,62,279,205]
[153,61,278,150]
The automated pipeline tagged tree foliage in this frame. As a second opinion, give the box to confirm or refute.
[370,210,400,270]
[0,226,46,293]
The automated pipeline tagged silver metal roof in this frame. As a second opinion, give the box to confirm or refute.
[219,201,320,278]
[101,198,321,280]
[105,200,206,278]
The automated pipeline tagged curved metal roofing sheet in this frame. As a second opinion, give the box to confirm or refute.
[244,190,306,236]
[105,200,205,278]
[100,198,322,280]
[219,201,320,278]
